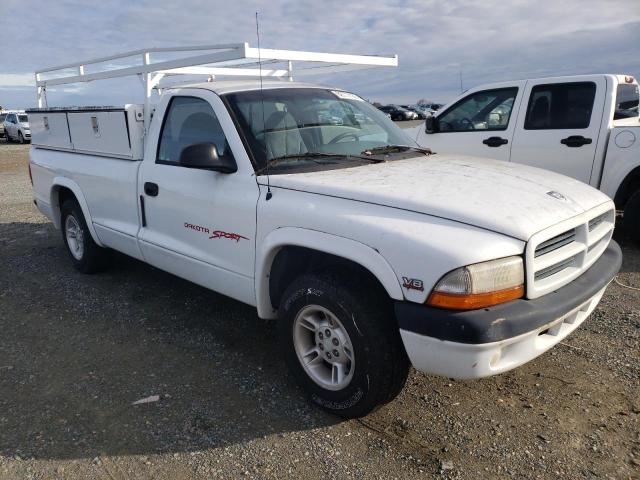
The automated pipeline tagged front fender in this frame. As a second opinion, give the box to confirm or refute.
[51,177,104,247]
[255,227,404,319]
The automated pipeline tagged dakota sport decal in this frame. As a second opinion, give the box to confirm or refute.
[184,223,248,242]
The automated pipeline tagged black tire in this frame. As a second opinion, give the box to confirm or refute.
[623,190,640,243]
[5,131,11,143]
[60,198,109,273]
[17,132,24,144]
[278,272,410,418]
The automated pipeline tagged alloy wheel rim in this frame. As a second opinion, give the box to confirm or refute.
[65,215,84,260]
[292,304,355,391]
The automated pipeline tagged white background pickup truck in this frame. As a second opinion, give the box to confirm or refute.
[414,74,640,239]
[28,46,622,417]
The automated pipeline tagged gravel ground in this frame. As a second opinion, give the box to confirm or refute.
[0,142,638,480]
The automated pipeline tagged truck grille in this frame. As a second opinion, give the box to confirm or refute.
[525,205,614,299]
[534,229,576,257]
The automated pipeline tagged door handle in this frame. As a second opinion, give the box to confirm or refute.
[482,136,509,147]
[144,182,159,197]
[560,135,592,147]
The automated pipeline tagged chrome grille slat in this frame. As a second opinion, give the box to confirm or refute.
[534,255,577,281]
[588,213,607,232]
[534,229,576,257]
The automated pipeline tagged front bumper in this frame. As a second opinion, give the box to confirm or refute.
[396,240,622,379]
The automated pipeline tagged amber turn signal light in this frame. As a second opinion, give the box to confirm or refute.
[427,284,524,310]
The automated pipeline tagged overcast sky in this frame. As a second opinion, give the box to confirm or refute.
[1,0,639,109]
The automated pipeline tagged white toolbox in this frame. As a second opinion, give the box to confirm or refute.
[28,105,145,160]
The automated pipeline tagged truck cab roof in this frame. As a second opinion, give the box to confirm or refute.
[166,80,335,96]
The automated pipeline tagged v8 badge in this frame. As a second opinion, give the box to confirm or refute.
[402,277,424,292]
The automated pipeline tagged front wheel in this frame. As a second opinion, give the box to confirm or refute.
[278,273,410,418]
[60,198,110,273]
[17,132,24,144]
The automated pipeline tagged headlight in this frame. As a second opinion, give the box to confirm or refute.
[427,256,524,310]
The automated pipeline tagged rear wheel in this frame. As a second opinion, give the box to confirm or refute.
[623,190,640,243]
[60,198,109,273]
[278,272,410,418]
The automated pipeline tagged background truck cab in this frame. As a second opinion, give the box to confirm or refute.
[414,74,640,239]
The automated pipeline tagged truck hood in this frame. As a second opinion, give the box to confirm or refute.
[263,155,612,241]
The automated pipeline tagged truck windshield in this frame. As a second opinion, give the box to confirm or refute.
[18,115,28,123]
[224,88,416,173]
[615,83,639,120]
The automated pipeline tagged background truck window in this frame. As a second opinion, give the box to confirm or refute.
[614,83,639,120]
[157,96,229,165]
[524,82,596,130]
[437,88,518,132]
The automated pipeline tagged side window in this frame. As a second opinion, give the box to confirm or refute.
[524,82,596,130]
[438,88,518,132]
[614,83,639,120]
[157,96,229,165]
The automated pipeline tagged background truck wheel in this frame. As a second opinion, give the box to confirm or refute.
[623,190,640,243]
[278,272,410,418]
[60,199,109,273]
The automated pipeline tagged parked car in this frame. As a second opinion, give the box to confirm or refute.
[378,105,418,121]
[411,104,435,117]
[400,105,426,119]
[29,47,621,418]
[413,74,640,240]
[0,112,6,139]
[4,112,31,143]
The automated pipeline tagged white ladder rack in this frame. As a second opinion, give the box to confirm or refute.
[34,43,398,131]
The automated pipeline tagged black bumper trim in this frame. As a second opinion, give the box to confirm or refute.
[395,240,622,344]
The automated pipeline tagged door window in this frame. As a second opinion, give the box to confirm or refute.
[524,82,596,130]
[157,96,230,166]
[614,83,639,120]
[437,88,518,132]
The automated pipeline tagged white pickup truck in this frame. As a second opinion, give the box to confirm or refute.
[414,74,640,239]
[29,46,622,418]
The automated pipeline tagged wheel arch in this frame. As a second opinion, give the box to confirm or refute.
[256,227,404,319]
[50,178,103,246]
[613,166,640,210]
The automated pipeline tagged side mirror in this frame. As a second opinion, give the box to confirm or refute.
[425,115,438,134]
[179,143,237,173]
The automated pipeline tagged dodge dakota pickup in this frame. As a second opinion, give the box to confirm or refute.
[28,45,622,417]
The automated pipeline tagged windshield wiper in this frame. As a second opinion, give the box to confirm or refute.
[361,145,433,156]
[254,152,381,175]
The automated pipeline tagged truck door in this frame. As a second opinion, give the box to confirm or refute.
[417,84,523,161]
[137,91,259,306]
[510,77,607,184]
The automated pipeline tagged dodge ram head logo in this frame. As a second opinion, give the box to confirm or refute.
[402,277,424,292]
[546,191,567,201]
